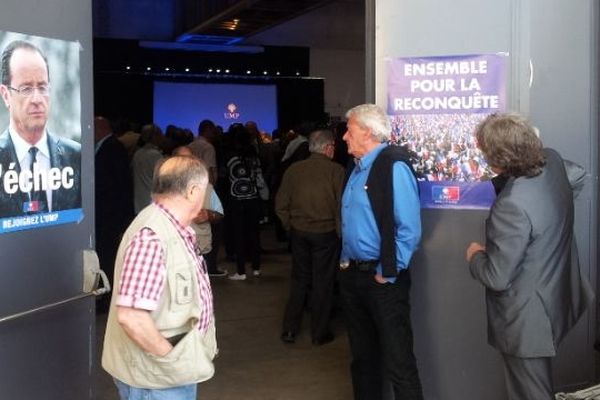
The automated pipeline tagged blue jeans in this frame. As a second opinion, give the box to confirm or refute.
[114,379,197,400]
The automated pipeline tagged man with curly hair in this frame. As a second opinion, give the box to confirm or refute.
[466,113,594,400]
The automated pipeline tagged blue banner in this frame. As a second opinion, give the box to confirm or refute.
[419,181,495,209]
[0,208,83,234]
[387,53,508,209]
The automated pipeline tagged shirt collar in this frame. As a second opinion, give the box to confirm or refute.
[154,201,196,244]
[355,143,387,171]
[9,128,50,164]
[309,152,330,161]
[95,133,112,154]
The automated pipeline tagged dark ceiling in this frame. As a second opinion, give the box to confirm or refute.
[93,0,363,50]
[178,0,336,45]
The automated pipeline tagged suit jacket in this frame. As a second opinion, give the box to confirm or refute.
[470,148,594,357]
[0,129,81,217]
[95,134,132,232]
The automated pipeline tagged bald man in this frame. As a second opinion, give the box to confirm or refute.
[103,156,217,399]
[172,146,225,276]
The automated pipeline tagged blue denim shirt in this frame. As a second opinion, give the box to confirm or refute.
[340,143,421,282]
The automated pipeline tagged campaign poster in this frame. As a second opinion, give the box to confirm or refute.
[387,53,508,209]
[0,31,82,233]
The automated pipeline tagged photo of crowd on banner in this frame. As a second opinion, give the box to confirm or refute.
[390,113,495,183]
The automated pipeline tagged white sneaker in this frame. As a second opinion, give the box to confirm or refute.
[228,273,246,281]
[253,270,261,277]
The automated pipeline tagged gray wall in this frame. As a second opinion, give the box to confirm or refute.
[528,0,598,390]
[370,0,598,398]
[0,0,95,399]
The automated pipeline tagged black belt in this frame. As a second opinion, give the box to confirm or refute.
[343,259,379,272]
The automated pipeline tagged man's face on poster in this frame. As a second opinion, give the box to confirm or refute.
[0,48,50,143]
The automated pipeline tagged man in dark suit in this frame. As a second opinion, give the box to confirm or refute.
[94,116,132,312]
[0,40,81,217]
[466,113,594,400]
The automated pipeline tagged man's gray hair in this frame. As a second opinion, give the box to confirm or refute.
[345,104,391,143]
[140,123,163,144]
[308,129,335,153]
[152,156,208,197]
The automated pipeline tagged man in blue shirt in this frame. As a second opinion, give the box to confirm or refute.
[340,104,423,400]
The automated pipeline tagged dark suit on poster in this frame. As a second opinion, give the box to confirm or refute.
[0,129,81,217]
[469,148,594,398]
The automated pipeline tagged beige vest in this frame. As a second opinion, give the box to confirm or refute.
[102,204,217,389]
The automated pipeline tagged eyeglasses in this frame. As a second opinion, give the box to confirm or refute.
[7,84,50,97]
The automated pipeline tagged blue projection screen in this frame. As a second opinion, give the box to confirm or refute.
[154,82,278,134]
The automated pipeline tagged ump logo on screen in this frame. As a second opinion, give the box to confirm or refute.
[432,185,460,204]
[224,103,240,120]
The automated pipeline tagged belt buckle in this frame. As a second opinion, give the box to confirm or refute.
[339,260,350,270]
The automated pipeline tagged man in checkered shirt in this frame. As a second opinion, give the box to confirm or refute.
[102,155,217,400]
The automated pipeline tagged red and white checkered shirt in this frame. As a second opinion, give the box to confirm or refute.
[116,203,214,332]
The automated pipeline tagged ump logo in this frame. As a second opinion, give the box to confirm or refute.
[432,185,460,203]
[224,103,240,120]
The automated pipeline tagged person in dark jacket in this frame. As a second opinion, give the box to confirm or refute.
[276,129,345,345]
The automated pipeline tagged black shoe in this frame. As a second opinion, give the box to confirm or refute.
[208,269,228,277]
[312,333,334,346]
[280,331,296,344]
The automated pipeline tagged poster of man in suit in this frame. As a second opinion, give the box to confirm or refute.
[0,30,81,233]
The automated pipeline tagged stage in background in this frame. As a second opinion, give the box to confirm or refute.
[154,82,277,134]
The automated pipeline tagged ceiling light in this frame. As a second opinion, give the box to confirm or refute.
[126,66,131,70]
[185,68,190,72]
[225,69,230,73]
[246,70,251,74]
[216,69,221,73]
[146,67,151,71]
[208,68,213,73]
[225,18,240,31]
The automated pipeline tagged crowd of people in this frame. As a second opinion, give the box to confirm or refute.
[390,113,495,182]
[94,117,349,289]
[0,38,590,400]
[94,114,354,398]
[94,107,592,400]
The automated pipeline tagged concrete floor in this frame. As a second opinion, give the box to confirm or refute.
[94,225,353,400]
